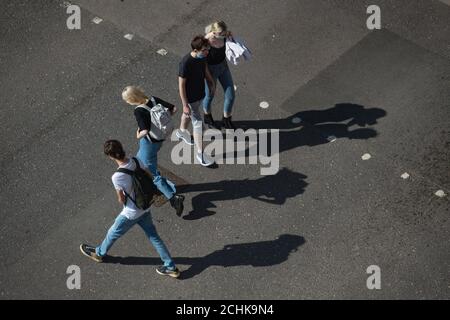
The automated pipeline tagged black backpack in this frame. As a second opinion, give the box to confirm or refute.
[117,158,158,210]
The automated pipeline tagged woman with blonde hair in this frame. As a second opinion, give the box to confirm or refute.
[122,86,185,217]
[203,21,236,129]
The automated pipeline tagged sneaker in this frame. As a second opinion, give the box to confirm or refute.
[170,194,185,217]
[204,113,219,129]
[176,130,194,145]
[196,151,215,167]
[80,244,103,263]
[156,266,180,278]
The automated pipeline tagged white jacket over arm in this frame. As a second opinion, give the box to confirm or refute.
[226,36,252,65]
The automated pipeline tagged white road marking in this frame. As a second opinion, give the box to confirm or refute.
[435,190,446,198]
[157,48,168,56]
[124,34,134,40]
[361,153,372,160]
[401,172,410,179]
[259,101,269,109]
[92,17,103,24]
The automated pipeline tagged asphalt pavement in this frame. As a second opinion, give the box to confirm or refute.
[0,0,449,299]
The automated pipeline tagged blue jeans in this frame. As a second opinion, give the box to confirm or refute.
[203,61,235,115]
[136,138,176,199]
[96,212,176,269]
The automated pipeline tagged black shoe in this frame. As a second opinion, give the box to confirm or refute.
[170,194,185,217]
[80,244,103,263]
[204,113,219,129]
[156,266,180,278]
[223,116,236,130]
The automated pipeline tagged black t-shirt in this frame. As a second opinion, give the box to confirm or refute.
[178,53,206,103]
[207,44,226,65]
[134,96,174,142]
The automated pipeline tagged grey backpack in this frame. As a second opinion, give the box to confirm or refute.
[136,97,174,141]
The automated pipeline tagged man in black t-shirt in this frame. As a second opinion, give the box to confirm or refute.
[176,35,216,167]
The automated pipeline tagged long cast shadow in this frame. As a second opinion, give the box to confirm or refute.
[103,234,306,280]
[217,103,387,156]
[176,168,307,220]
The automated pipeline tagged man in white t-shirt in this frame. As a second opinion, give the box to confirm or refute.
[80,140,180,278]
[110,157,147,220]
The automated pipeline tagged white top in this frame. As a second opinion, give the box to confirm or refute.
[111,158,148,220]
[226,36,252,65]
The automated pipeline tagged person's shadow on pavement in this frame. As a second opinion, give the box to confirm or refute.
[103,234,306,280]
[176,168,308,220]
[228,103,386,155]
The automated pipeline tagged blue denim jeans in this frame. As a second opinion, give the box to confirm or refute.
[136,137,176,199]
[203,61,235,115]
[96,212,176,269]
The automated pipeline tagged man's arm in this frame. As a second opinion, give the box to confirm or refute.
[178,76,190,115]
[116,189,126,204]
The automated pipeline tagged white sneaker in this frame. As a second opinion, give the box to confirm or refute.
[196,151,214,167]
[176,130,194,145]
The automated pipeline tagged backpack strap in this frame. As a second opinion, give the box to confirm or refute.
[135,97,157,112]
[116,159,140,206]
[131,157,140,170]
[116,168,135,206]
[122,190,137,207]
[135,104,153,113]
[117,168,134,175]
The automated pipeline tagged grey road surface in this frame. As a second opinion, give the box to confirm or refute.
[0,0,449,299]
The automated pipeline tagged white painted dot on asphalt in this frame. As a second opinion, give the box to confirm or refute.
[401,172,410,179]
[60,1,71,8]
[327,135,337,142]
[361,153,372,160]
[259,101,269,109]
[435,190,446,198]
[92,17,103,24]
[157,48,168,56]
[291,117,302,124]
[124,34,134,40]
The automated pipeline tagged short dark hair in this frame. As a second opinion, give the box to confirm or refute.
[104,140,126,160]
[191,35,209,51]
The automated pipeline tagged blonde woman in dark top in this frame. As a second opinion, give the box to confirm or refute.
[122,86,185,216]
[203,21,236,129]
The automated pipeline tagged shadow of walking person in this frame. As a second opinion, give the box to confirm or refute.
[179,234,306,280]
[231,103,386,154]
[103,234,306,280]
[176,168,307,220]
